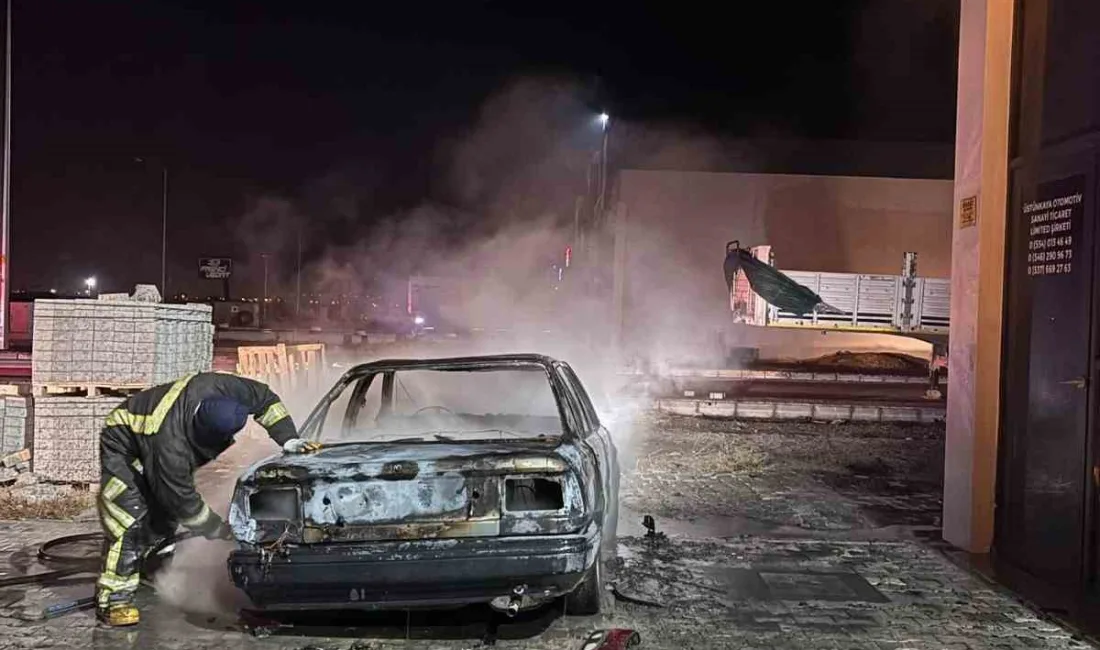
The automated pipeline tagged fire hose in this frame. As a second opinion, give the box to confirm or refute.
[0,531,196,619]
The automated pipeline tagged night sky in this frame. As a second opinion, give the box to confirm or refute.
[11,1,959,297]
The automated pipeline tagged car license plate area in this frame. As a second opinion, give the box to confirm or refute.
[300,474,502,541]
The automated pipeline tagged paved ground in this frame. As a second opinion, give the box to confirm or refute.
[0,526,1090,650]
[0,411,1093,649]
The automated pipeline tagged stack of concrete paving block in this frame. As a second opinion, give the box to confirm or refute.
[0,395,29,456]
[29,292,215,483]
[151,303,216,384]
[32,299,214,386]
[0,449,32,482]
[32,396,124,483]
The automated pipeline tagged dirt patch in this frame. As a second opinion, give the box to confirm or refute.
[621,413,944,531]
[0,490,94,520]
[757,351,930,375]
[634,432,769,477]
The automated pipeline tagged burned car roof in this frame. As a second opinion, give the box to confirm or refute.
[341,353,562,374]
[299,353,586,442]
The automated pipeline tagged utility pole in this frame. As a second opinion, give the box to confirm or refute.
[295,228,302,320]
[161,166,168,298]
[260,253,270,327]
[572,196,582,258]
[0,0,12,349]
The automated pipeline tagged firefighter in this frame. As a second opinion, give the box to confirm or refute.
[94,371,321,627]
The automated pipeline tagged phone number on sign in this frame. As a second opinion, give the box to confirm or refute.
[1028,262,1072,276]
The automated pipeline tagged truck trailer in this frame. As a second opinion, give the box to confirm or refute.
[725,242,949,397]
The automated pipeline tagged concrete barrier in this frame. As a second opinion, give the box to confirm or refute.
[656,398,944,423]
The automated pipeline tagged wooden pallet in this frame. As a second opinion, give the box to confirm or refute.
[0,383,31,396]
[31,383,147,398]
[237,343,327,392]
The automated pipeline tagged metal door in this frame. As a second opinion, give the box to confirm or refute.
[999,159,1095,586]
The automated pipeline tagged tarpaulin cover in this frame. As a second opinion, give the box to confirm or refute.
[723,244,824,316]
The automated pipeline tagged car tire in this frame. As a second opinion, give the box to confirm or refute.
[602,501,619,559]
[565,559,602,616]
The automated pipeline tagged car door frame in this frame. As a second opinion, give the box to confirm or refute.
[553,362,617,544]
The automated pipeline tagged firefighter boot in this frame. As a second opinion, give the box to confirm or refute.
[96,602,140,627]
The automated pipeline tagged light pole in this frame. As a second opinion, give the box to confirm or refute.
[295,228,302,321]
[597,113,610,221]
[134,158,168,297]
[260,253,270,327]
[0,0,13,350]
[160,166,167,297]
[84,276,97,297]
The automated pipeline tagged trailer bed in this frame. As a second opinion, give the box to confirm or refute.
[768,271,949,335]
[731,247,950,339]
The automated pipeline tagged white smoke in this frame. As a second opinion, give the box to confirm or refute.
[153,425,282,616]
[153,538,249,616]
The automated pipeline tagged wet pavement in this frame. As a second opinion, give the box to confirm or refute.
[0,526,1091,649]
[0,412,1094,648]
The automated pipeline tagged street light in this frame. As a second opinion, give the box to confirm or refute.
[84,277,97,297]
[0,0,12,351]
[596,112,610,220]
[134,158,168,296]
[260,253,271,327]
[160,166,167,296]
[295,227,302,321]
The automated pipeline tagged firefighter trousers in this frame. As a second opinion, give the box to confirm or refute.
[96,449,177,609]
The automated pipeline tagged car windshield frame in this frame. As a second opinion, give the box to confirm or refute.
[299,356,580,444]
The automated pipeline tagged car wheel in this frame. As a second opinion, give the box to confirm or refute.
[565,558,602,616]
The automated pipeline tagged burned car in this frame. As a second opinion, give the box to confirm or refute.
[227,354,619,616]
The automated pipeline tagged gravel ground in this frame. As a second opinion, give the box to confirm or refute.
[619,413,945,533]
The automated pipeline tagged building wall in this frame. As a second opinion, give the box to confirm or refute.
[987,0,1100,604]
[613,170,954,363]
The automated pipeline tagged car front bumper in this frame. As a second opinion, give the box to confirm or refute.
[227,525,600,611]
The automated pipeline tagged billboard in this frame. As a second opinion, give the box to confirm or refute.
[198,258,232,280]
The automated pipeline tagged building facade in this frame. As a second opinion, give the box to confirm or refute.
[946,0,1100,622]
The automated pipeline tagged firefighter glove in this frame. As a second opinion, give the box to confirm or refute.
[198,513,234,541]
[283,438,322,454]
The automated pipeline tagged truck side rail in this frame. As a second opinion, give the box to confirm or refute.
[765,272,950,334]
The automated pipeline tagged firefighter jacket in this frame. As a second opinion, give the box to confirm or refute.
[99,372,297,532]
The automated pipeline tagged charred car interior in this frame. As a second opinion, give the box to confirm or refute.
[227,354,619,616]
